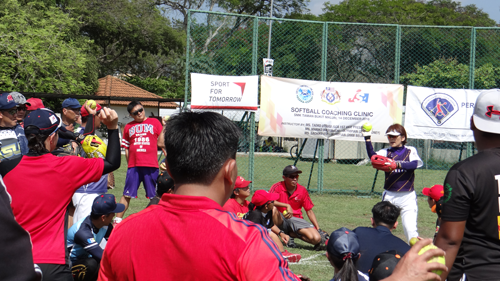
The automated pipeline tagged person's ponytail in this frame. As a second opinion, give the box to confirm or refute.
[25,126,50,154]
[332,254,359,281]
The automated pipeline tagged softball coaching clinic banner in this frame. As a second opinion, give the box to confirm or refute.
[258,76,404,142]
[405,86,498,142]
[190,73,258,110]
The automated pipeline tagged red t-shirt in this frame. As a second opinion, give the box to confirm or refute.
[121,118,162,168]
[222,198,250,219]
[99,194,299,281]
[4,154,104,264]
[269,181,314,219]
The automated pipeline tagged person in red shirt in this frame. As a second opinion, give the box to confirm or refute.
[99,111,307,281]
[222,175,252,218]
[0,105,121,281]
[115,101,164,223]
[270,165,322,249]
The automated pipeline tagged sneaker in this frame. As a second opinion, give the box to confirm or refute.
[287,238,297,248]
[282,250,301,263]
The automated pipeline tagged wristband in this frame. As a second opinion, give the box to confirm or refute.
[279,230,284,235]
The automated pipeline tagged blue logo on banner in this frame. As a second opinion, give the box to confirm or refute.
[421,93,458,126]
[296,85,314,103]
[321,87,341,105]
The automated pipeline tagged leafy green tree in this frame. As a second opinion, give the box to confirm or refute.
[0,0,98,94]
[401,58,500,89]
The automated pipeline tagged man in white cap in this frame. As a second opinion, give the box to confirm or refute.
[435,91,500,281]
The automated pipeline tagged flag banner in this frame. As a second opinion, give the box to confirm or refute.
[258,76,404,142]
[190,73,258,110]
[405,86,496,142]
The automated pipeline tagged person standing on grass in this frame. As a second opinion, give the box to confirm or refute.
[270,165,323,249]
[98,111,309,281]
[362,124,423,242]
[353,201,410,274]
[435,91,500,281]
[0,106,120,281]
[115,100,163,224]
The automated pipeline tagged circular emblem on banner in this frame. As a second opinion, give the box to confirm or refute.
[296,85,314,103]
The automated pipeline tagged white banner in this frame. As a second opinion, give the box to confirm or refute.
[190,73,258,111]
[258,76,404,142]
[405,86,497,142]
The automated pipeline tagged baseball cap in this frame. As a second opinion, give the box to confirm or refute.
[0,92,18,110]
[327,227,360,259]
[62,98,81,109]
[251,190,279,207]
[80,103,102,117]
[24,108,62,136]
[472,90,500,134]
[26,98,44,110]
[422,184,444,202]
[385,130,401,136]
[91,194,125,216]
[369,250,402,281]
[10,92,30,106]
[283,165,302,176]
[157,171,175,195]
[234,176,251,189]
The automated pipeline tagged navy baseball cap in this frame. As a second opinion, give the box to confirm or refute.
[92,194,125,216]
[62,98,81,109]
[283,165,302,176]
[0,92,19,110]
[327,227,360,259]
[24,108,61,136]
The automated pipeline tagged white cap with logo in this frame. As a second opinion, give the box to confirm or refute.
[472,90,500,134]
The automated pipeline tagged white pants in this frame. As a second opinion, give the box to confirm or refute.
[382,190,418,242]
[72,193,101,224]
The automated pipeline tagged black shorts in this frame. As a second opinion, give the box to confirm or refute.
[38,263,73,281]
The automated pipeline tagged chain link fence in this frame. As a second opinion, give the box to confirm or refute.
[185,10,495,195]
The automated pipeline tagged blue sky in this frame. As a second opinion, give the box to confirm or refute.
[308,0,500,24]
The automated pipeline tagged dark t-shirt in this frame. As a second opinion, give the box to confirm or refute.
[441,147,500,279]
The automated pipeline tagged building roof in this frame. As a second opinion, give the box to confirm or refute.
[95,75,178,109]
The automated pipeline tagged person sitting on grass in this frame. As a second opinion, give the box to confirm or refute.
[222,176,252,218]
[326,227,368,281]
[270,165,323,249]
[244,190,301,263]
[67,194,124,281]
[353,201,410,274]
[421,184,444,238]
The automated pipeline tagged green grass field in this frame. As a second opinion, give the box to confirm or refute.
[108,155,441,280]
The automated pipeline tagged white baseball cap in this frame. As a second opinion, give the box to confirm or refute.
[385,130,401,136]
[472,90,500,134]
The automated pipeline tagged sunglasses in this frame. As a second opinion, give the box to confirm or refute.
[69,108,81,115]
[2,108,18,116]
[286,175,299,179]
[132,108,144,116]
[17,106,27,111]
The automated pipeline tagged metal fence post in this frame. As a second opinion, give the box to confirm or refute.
[394,25,401,84]
[467,27,476,158]
[183,11,192,112]
[248,17,258,190]
[317,22,328,193]
[317,139,324,194]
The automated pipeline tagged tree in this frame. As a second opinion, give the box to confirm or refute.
[0,0,98,94]
[401,58,500,89]
[321,0,496,26]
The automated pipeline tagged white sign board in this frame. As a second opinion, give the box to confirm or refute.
[405,86,496,142]
[190,73,258,111]
[258,76,404,142]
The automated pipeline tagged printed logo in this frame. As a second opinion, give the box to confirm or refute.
[6,95,13,102]
[296,85,314,103]
[421,93,458,126]
[87,238,96,244]
[348,90,369,103]
[233,82,246,96]
[485,105,500,118]
[321,87,340,105]
[443,183,452,203]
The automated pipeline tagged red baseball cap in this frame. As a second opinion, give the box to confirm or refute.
[26,98,44,110]
[234,176,251,189]
[422,184,444,201]
[80,103,102,117]
[251,190,279,206]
